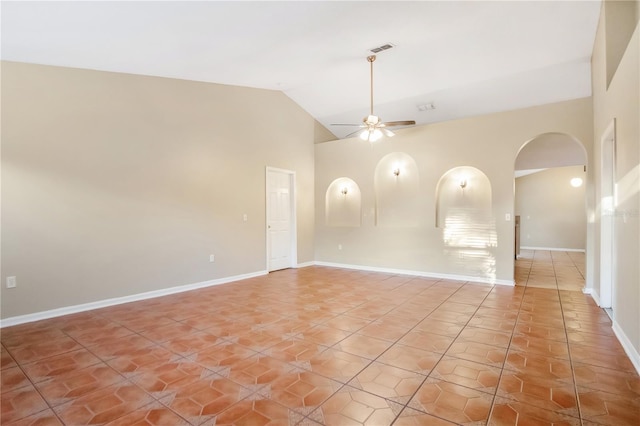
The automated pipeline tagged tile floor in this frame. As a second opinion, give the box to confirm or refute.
[1,250,638,425]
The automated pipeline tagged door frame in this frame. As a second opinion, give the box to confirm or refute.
[599,119,616,310]
[265,167,297,272]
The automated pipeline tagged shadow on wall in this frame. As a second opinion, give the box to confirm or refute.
[436,166,497,279]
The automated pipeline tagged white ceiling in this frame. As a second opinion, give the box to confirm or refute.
[1,1,601,140]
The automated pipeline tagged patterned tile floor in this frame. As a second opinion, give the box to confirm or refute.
[1,250,638,425]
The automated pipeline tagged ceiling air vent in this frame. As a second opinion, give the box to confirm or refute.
[369,43,394,54]
[417,103,436,111]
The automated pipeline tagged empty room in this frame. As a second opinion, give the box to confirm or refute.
[1,1,639,425]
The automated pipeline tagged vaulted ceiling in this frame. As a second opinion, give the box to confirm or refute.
[2,1,601,140]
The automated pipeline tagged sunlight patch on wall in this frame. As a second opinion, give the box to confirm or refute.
[436,166,497,281]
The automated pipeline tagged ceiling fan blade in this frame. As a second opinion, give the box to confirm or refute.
[331,123,366,127]
[381,120,416,127]
[344,128,368,138]
[381,128,395,137]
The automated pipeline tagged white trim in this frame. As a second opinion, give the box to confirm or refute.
[314,261,514,286]
[599,118,617,309]
[583,289,639,375]
[0,270,267,328]
[296,261,315,268]
[584,287,602,307]
[520,246,585,252]
[612,320,640,375]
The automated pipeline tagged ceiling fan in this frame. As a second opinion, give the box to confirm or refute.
[333,54,415,142]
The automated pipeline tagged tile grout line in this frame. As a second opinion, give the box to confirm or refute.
[552,251,584,426]
[8,259,625,426]
[57,323,192,425]
[299,278,446,425]
[2,341,68,425]
[301,277,468,425]
[54,317,221,426]
[484,250,532,424]
[258,275,427,426]
[388,280,499,425]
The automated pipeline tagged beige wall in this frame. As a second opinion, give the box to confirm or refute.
[315,98,593,284]
[1,61,315,319]
[605,0,639,87]
[515,166,586,250]
[591,2,640,358]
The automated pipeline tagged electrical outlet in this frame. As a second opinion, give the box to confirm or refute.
[338,244,342,250]
[6,276,16,289]
[243,214,248,222]
[209,255,215,263]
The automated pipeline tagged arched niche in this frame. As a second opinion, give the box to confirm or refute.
[436,167,497,280]
[325,177,361,227]
[374,152,420,227]
[436,166,494,243]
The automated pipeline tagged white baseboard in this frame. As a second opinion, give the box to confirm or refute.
[296,261,315,268]
[583,287,601,307]
[583,290,639,375]
[313,261,515,286]
[612,321,640,375]
[520,246,585,252]
[0,270,268,328]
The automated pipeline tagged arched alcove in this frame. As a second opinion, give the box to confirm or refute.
[325,177,362,227]
[436,166,496,279]
[436,166,494,242]
[436,167,493,231]
[374,152,420,227]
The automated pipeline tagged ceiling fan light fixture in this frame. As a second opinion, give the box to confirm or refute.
[365,115,380,125]
[331,53,415,141]
[359,128,382,142]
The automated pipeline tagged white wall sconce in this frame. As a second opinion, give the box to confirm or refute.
[460,179,467,189]
[392,168,401,177]
[570,177,583,187]
[340,186,348,195]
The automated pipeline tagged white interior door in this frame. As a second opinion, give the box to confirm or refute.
[599,120,616,310]
[266,168,296,272]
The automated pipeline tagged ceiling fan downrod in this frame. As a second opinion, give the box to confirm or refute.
[367,55,376,118]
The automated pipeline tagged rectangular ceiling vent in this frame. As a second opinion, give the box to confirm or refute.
[369,43,394,54]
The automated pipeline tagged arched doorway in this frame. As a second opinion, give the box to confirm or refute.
[513,133,588,290]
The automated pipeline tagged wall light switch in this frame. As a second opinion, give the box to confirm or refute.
[505,213,511,221]
[338,244,343,250]
[6,276,16,288]
[209,255,215,263]
[243,214,248,222]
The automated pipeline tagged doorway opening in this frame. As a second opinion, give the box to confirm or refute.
[513,133,588,287]
[599,120,616,314]
[266,167,297,272]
